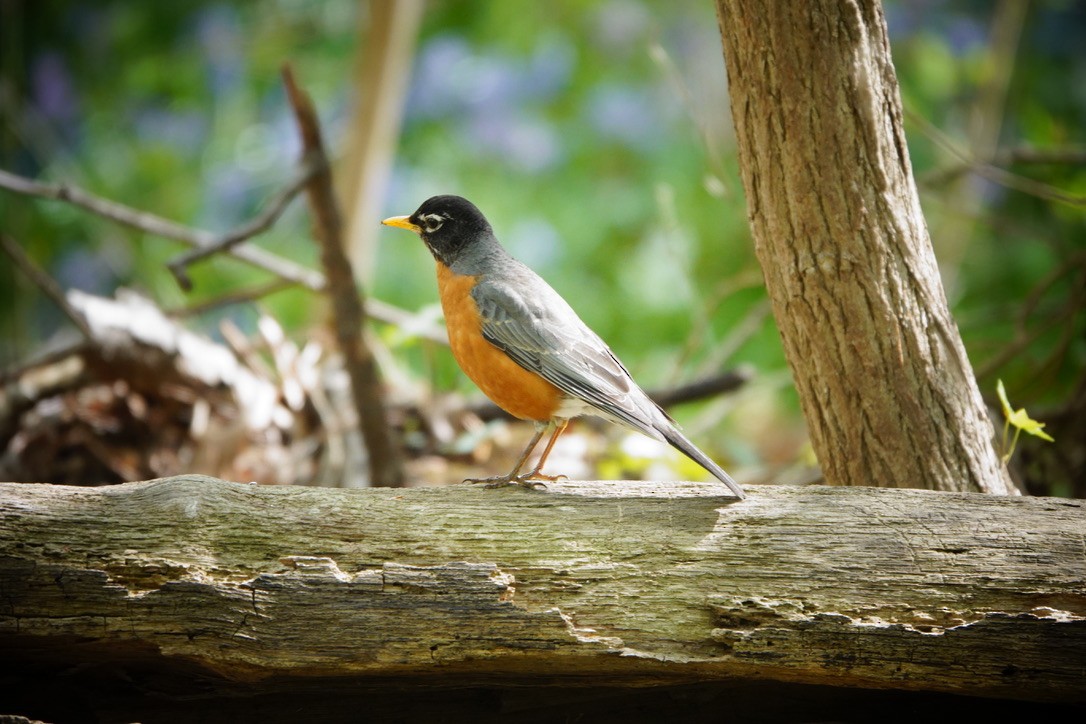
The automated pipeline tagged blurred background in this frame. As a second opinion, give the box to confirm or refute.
[1,0,1083,494]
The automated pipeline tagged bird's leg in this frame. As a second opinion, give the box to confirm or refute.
[463,422,551,489]
[522,419,569,482]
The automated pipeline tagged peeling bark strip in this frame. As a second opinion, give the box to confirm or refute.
[714,1,1013,493]
[1,477,1084,700]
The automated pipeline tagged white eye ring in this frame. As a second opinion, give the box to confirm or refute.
[420,213,444,233]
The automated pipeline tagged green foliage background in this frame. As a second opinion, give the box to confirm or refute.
[2,1,1083,488]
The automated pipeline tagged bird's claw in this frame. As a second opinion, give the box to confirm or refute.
[485,478,548,490]
[462,472,559,490]
[524,470,568,483]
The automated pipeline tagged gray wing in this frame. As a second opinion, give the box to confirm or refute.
[471,275,665,438]
[472,271,746,499]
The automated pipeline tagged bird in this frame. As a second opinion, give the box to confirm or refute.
[382,195,745,498]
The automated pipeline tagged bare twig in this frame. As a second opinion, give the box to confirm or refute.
[649,41,731,197]
[282,63,405,487]
[167,279,297,319]
[219,243,326,291]
[669,269,765,380]
[921,146,1086,188]
[697,298,772,378]
[969,0,1027,161]
[0,167,327,290]
[218,319,277,381]
[910,1,1027,296]
[975,251,1086,381]
[906,109,1086,208]
[997,147,1086,165]
[0,168,225,246]
[0,233,93,340]
[0,167,447,342]
[364,299,448,346]
[650,367,753,408]
[165,156,321,289]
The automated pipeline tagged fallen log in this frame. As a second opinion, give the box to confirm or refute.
[1,476,1083,719]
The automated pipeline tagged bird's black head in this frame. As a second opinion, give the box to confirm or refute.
[382,195,494,266]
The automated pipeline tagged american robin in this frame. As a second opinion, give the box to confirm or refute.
[383,195,745,498]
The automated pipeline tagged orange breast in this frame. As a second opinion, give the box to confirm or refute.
[437,263,562,421]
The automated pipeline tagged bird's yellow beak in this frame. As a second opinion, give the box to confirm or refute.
[381,215,422,233]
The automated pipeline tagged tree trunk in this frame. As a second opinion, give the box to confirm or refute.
[714,0,1013,494]
[2,476,1083,718]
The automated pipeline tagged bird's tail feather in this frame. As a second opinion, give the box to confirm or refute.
[659,425,745,499]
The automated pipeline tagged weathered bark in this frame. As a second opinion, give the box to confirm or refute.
[2,476,1083,708]
[715,1,1013,494]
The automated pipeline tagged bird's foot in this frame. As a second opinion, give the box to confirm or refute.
[522,468,568,483]
[461,469,566,490]
[461,475,546,490]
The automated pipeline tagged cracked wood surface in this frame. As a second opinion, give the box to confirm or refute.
[0,476,1084,702]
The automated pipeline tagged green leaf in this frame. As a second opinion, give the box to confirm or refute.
[1007,408,1032,429]
[997,379,1055,443]
[1017,417,1055,443]
[996,379,1014,421]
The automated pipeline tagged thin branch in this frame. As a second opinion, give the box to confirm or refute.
[0,167,327,291]
[996,147,1086,166]
[906,109,1086,208]
[968,0,1026,161]
[668,270,764,379]
[0,168,220,245]
[650,367,753,408]
[218,318,277,382]
[975,251,1086,380]
[365,300,448,346]
[281,63,405,487]
[165,156,320,289]
[697,298,772,379]
[0,232,93,340]
[648,40,731,197]
[0,166,448,342]
[920,146,1086,188]
[166,279,297,319]
[217,242,326,291]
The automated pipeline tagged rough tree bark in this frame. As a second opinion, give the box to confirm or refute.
[714,1,1013,494]
[2,476,1083,719]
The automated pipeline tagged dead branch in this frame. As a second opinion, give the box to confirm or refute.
[167,278,297,318]
[1,476,1083,709]
[0,167,323,290]
[0,167,444,341]
[975,250,1086,381]
[0,232,93,340]
[921,146,1086,187]
[906,109,1086,208]
[165,155,321,289]
[281,64,405,487]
